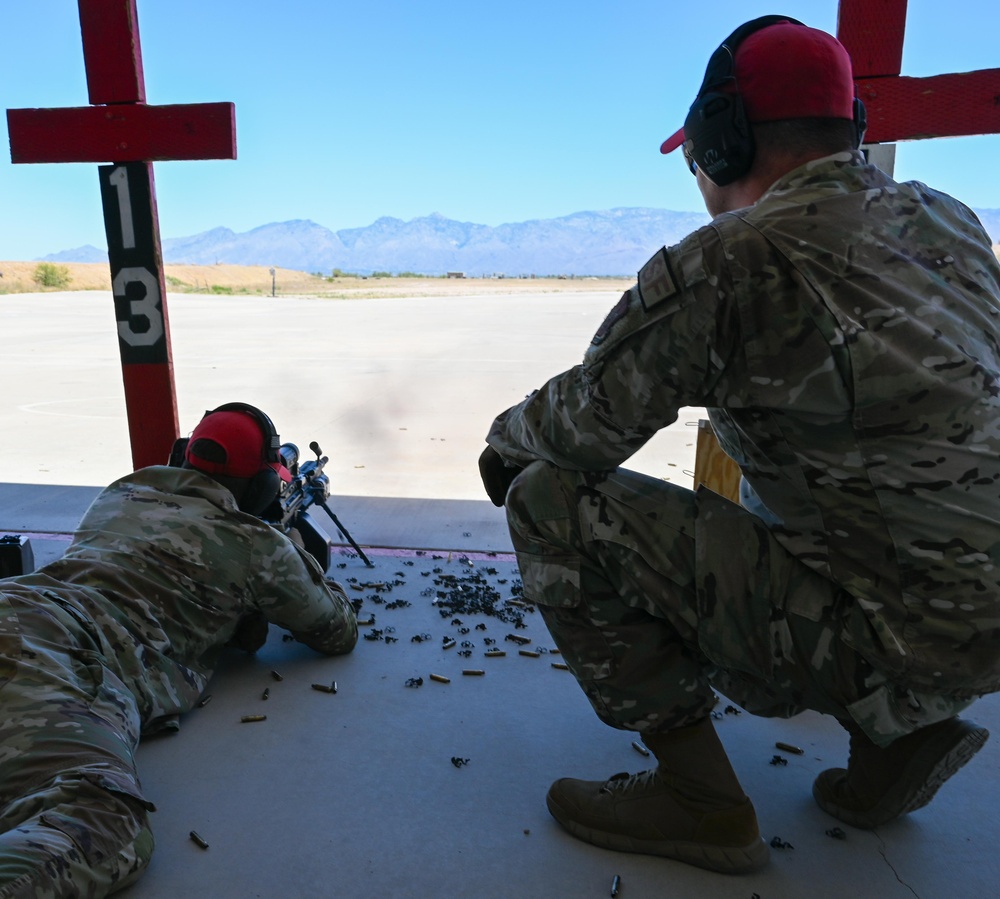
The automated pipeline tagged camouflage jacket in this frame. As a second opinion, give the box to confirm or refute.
[9,466,357,733]
[488,151,1000,697]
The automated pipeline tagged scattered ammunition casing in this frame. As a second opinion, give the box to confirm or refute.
[311,683,337,694]
[261,688,270,701]
[357,616,375,626]
[429,673,451,684]
[197,694,212,708]
[551,662,569,670]
[519,649,540,658]
[611,874,621,897]
[189,831,209,850]
[549,648,562,655]
[443,638,457,650]
[270,670,284,682]
[241,715,267,723]
[775,741,804,755]
[484,650,506,657]
[462,669,485,676]
[507,634,531,645]
[507,599,526,607]
[631,740,650,757]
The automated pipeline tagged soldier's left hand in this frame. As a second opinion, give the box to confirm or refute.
[478,445,523,507]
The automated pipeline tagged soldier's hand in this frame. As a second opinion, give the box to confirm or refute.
[478,445,523,507]
[228,610,269,653]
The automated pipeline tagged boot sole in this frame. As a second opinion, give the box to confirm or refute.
[545,793,770,875]
[813,720,989,829]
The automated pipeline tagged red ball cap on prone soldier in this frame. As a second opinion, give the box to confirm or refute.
[182,405,294,516]
[185,407,292,483]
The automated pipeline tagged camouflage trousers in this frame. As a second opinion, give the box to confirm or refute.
[505,462,890,737]
[0,591,154,899]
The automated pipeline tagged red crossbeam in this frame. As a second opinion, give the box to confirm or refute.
[8,103,237,164]
[858,70,1000,143]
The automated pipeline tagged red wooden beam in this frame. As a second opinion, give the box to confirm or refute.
[78,0,145,104]
[6,0,238,471]
[7,103,236,164]
[838,0,908,77]
[858,69,1000,143]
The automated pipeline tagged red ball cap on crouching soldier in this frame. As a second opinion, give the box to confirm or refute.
[185,409,291,482]
[660,20,857,155]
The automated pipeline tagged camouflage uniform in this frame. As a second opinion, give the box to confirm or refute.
[0,466,358,898]
[488,151,1000,747]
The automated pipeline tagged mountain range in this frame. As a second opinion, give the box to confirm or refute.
[43,206,1000,278]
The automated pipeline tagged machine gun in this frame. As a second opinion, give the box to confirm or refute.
[262,440,373,570]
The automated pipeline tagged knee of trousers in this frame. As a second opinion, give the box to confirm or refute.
[0,776,154,899]
[506,461,583,536]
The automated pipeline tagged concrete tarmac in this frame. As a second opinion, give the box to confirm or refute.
[0,288,703,550]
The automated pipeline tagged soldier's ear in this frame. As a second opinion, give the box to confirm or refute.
[239,467,281,516]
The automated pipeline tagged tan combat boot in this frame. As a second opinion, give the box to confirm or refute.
[545,717,768,874]
[813,716,989,829]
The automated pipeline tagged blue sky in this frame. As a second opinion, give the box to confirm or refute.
[2,0,999,260]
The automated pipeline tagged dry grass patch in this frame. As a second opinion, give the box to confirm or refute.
[0,261,634,299]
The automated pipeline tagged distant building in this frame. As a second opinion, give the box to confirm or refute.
[446,271,465,279]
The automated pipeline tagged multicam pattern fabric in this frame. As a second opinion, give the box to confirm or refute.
[488,151,1000,734]
[0,466,357,898]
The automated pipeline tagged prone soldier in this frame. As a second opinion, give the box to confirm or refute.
[0,402,358,897]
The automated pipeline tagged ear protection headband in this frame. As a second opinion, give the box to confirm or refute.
[168,402,282,515]
[683,15,866,186]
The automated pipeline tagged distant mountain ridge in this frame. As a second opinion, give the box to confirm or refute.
[38,208,705,277]
[42,206,1000,277]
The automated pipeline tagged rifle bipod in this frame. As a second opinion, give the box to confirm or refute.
[318,500,374,568]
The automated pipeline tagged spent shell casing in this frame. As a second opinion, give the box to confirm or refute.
[484,650,506,657]
[631,740,650,757]
[429,673,451,684]
[261,688,270,700]
[241,715,267,723]
[611,874,621,897]
[519,649,540,658]
[197,694,212,708]
[775,741,805,755]
[551,662,569,670]
[311,683,336,694]
[270,670,284,682]
[507,634,531,645]
[443,638,457,650]
[189,831,210,850]
[462,669,485,676]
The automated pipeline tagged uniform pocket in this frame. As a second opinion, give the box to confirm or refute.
[518,550,615,682]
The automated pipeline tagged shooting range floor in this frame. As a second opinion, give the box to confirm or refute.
[2,290,998,898]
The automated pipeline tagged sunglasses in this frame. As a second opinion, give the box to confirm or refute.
[682,140,697,175]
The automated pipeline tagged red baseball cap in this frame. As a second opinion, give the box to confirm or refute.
[185,409,292,482]
[661,20,856,154]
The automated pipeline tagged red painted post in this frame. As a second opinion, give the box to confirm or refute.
[837,0,1000,145]
[6,0,236,470]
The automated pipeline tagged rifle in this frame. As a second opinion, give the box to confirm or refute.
[262,440,373,570]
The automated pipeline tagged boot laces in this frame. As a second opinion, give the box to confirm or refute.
[600,769,660,796]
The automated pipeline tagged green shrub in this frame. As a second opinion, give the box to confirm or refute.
[32,262,72,289]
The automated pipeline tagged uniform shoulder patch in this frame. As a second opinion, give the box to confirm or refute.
[637,247,678,311]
